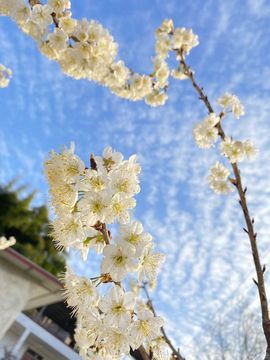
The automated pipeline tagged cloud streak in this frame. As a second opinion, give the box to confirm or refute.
[0,1,270,358]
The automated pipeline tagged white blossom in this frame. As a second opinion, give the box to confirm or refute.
[75,315,105,357]
[108,193,136,224]
[158,19,174,34]
[76,228,105,260]
[122,154,141,175]
[117,221,152,257]
[99,285,135,328]
[30,4,53,28]
[208,161,233,195]
[218,92,245,119]
[171,68,188,80]
[21,19,45,40]
[104,60,129,88]
[145,90,168,107]
[103,328,131,357]
[48,28,68,52]
[58,16,77,34]
[48,0,70,14]
[148,337,171,360]
[172,27,199,53]
[53,212,85,250]
[0,0,17,15]
[78,191,111,226]
[220,137,245,163]
[129,309,164,350]
[50,182,78,213]
[155,32,171,59]
[101,243,136,282]
[0,236,16,250]
[153,56,170,88]
[138,244,165,283]
[95,146,123,172]
[79,168,108,193]
[11,1,30,24]
[129,74,152,100]
[193,113,220,149]
[39,41,58,60]
[109,168,140,198]
[64,267,99,312]
[243,140,258,159]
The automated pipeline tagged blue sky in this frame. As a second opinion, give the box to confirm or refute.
[1,0,270,357]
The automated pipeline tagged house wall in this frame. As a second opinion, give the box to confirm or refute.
[0,257,32,340]
[0,326,20,358]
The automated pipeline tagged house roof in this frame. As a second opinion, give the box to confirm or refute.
[0,248,63,310]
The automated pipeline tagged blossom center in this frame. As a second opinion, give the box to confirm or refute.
[128,233,139,244]
[113,254,125,265]
[91,201,104,213]
[113,202,123,214]
[117,180,129,192]
[103,157,115,170]
[112,304,124,313]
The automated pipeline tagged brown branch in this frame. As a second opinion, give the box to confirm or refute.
[90,154,98,171]
[92,221,111,245]
[141,283,186,360]
[179,51,270,359]
[138,346,151,360]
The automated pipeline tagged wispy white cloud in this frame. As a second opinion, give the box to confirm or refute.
[0,1,270,358]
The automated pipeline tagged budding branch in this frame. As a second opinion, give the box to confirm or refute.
[180,50,270,360]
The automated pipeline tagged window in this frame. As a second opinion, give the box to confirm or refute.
[21,349,43,360]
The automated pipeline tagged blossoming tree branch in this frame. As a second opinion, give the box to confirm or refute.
[0,0,269,359]
[44,145,169,360]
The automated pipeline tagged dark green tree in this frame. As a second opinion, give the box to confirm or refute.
[0,180,65,275]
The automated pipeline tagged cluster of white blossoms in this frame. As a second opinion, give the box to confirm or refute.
[220,137,258,164]
[0,63,12,88]
[193,95,258,194]
[0,236,16,250]
[0,0,198,106]
[44,143,166,359]
[208,162,233,194]
[218,92,245,119]
[193,113,220,149]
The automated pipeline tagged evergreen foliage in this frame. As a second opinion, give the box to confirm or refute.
[0,180,65,275]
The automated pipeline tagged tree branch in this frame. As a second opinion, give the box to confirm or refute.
[179,51,270,359]
[141,283,186,360]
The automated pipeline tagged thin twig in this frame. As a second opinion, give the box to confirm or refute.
[141,283,186,360]
[179,51,270,359]
[138,346,151,360]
